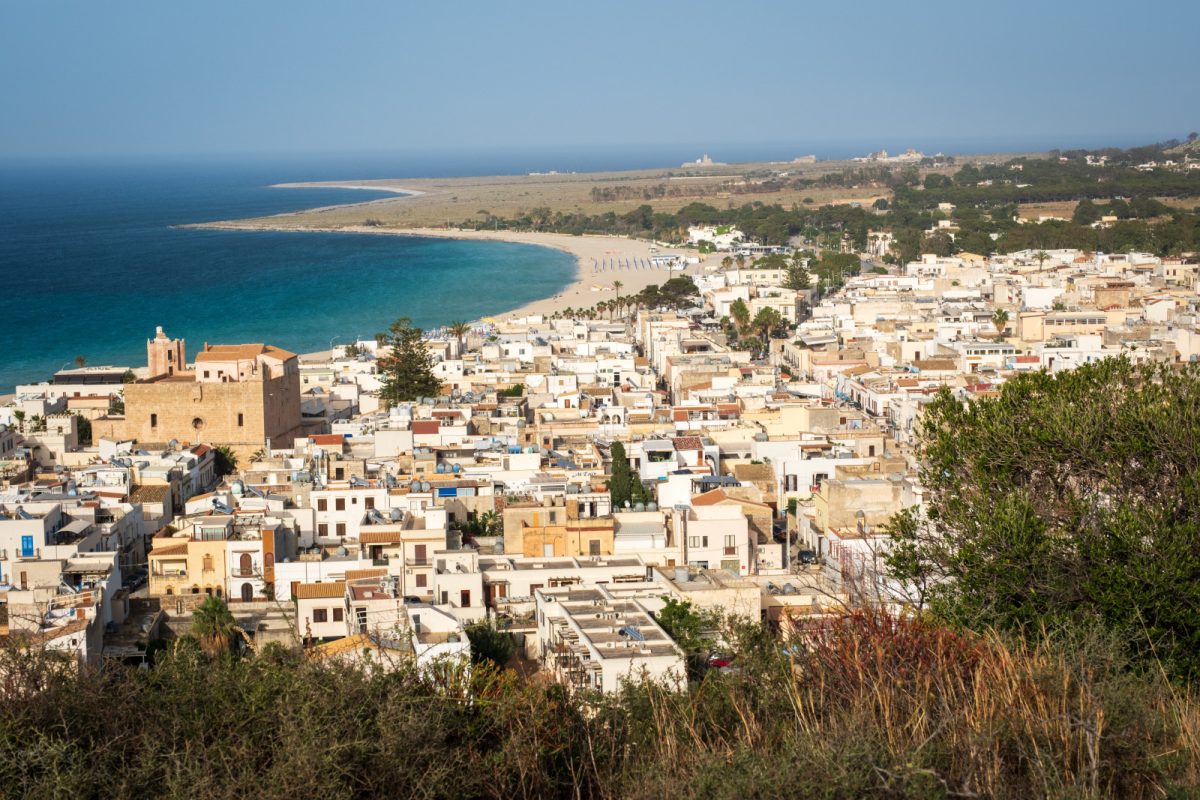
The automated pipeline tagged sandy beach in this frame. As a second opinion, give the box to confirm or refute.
[193,220,706,326]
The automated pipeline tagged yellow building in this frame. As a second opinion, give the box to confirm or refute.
[507,511,615,558]
[148,511,288,602]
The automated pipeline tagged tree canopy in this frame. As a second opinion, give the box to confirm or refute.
[378,317,440,407]
[887,358,1200,679]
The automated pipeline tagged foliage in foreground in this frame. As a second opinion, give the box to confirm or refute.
[0,613,1197,799]
[888,358,1200,680]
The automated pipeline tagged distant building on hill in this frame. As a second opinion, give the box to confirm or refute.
[94,328,303,457]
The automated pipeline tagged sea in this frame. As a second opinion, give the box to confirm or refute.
[0,136,1160,391]
[0,156,584,392]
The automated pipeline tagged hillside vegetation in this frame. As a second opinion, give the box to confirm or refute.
[1,613,1197,800]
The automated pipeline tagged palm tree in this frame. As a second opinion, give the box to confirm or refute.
[249,448,266,463]
[73,355,87,368]
[735,254,746,269]
[448,320,471,356]
[730,298,751,332]
[753,307,784,344]
[12,410,25,432]
[721,256,733,270]
[191,596,236,658]
[1035,251,1049,269]
[992,309,1010,339]
[612,280,623,311]
[214,445,238,478]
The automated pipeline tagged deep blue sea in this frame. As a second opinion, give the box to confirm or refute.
[0,157,581,391]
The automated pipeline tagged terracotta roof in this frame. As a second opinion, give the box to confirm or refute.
[344,568,388,581]
[130,485,170,503]
[672,436,703,451]
[732,463,776,483]
[150,543,189,556]
[692,488,770,509]
[294,581,346,600]
[195,344,296,362]
[411,421,440,435]
[359,531,403,544]
[310,434,345,446]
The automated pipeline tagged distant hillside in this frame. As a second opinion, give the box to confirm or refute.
[1166,136,1200,156]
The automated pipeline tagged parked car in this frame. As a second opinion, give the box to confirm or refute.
[797,550,817,565]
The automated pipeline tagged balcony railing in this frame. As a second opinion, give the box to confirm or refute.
[723,547,737,556]
[405,557,431,567]
[231,568,258,578]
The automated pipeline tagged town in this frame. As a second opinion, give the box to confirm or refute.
[2,220,1196,693]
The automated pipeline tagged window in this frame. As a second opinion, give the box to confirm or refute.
[460,589,470,607]
[237,413,244,427]
[203,371,210,378]
[689,536,700,548]
[202,555,213,572]
[312,608,328,623]
[365,497,375,510]
[317,523,328,537]
[415,573,427,588]
[335,498,345,511]
[335,468,345,480]
[724,535,736,547]
[150,413,158,428]
[332,608,343,622]
[317,499,327,511]
[336,523,346,537]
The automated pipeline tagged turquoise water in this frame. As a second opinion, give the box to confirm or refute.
[0,160,576,390]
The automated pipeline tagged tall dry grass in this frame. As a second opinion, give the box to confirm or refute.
[0,614,1195,799]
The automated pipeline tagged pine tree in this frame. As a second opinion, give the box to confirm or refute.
[378,317,441,407]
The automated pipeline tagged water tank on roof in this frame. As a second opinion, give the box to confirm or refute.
[389,508,403,521]
[335,546,348,557]
[436,463,447,474]
[230,480,245,496]
[646,502,658,512]
[674,566,689,583]
[451,463,461,474]
[633,502,645,512]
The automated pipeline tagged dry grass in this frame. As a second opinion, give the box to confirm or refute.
[1019,196,1200,220]
[221,160,896,230]
[1,614,1194,799]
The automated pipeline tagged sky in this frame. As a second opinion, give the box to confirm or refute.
[1,0,1197,160]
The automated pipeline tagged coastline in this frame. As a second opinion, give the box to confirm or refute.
[190,220,703,330]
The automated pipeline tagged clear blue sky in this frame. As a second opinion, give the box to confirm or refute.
[1,0,1196,159]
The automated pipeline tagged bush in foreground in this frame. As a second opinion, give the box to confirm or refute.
[0,613,1196,799]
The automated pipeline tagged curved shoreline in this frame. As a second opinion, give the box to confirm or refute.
[189,220,701,328]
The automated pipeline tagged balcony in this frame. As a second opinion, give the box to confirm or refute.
[723,547,737,556]
[405,557,432,567]
[231,568,258,578]
[372,558,390,567]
